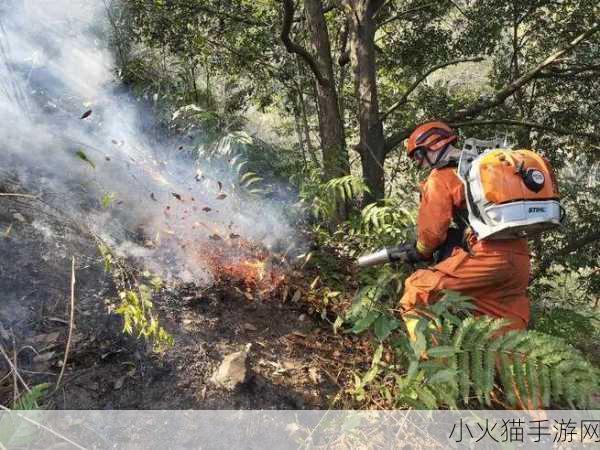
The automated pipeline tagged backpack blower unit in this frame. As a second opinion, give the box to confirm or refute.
[458,138,564,240]
[357,137,565,267]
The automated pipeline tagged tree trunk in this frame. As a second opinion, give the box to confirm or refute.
[295,56,319,166]
[292,91,308,167]
[303,0,349,180]
[345,0,386,202]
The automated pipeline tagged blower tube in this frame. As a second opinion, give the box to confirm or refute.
[357,245,408,267]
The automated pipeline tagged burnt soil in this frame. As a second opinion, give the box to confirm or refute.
[0,196,347,409]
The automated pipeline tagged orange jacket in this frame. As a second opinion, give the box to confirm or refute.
[404,167,531,329]
[415,167,465,257]
[415,167,529,256]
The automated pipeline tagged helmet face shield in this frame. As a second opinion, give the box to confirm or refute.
[411,147,427,161]
[411,147,434,169]
[410,147,427,161]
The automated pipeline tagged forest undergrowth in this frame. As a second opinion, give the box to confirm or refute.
[2,0,600,411]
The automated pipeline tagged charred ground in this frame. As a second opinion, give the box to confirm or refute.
[0,190,371,410]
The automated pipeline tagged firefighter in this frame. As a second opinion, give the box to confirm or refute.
[399,121,531,335]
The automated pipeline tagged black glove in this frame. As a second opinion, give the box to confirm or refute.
[390,242,429,264]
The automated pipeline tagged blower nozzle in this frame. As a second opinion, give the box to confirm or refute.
[357,245,408,267]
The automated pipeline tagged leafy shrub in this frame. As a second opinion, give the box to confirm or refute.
[98,241,174,352]
[345,292,599,409]
[296,173,369,223]
[532,306,599,363]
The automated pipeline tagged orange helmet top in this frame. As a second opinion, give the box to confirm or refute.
[407,121,458,158]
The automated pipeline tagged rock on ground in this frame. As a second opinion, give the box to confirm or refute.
[211,345,250,390]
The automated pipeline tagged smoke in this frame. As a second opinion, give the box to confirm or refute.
[0,0,295,284]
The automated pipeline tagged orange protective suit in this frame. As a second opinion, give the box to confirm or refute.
[400,167,531,331]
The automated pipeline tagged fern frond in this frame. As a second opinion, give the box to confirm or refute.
[454,317,478,404]
[525,357,540,409]
[360,309,598,410]
[539,363,552,408]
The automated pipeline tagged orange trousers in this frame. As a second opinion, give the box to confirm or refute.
[400,239,531,332]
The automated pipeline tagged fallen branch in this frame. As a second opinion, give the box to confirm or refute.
[54,257,76,393]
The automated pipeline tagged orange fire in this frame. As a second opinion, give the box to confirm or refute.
[192,238,286,297]
[152,194,287,296]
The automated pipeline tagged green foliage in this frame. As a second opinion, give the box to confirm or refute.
[97,241,174,352]
[75,150,95,169]
[115,284,174,352]
[195,131,302,198]
[101,192,116,209]
[360,201,412,237]
[98,241,114,272]
[0,384,50,447]
[532,305,600,364]
[534,265,597,308]
[298,174,369,223]
[534,307,598,343]
[354,199,416,245]
[347,292,598,409]
[345,269,404,330]
[12,383,50,410]
[354,200,416,249]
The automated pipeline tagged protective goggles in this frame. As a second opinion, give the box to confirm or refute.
[411,147,429,161]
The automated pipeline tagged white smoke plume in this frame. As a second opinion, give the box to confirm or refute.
[0,0,295,284]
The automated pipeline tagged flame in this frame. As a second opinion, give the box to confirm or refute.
[190,237,286,297]
[140,185,287,296]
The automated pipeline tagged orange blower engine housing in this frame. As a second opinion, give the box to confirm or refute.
[459,147,564,240]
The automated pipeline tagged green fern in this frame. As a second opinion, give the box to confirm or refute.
[360,200,414,239]
[435,319,597,408]
[352,295,599,409]
[302,175,369,221]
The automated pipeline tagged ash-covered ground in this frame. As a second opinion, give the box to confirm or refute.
[0,193,340,409]
[0,0,363,409]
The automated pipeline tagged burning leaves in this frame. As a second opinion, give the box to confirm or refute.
[190,237,287,298]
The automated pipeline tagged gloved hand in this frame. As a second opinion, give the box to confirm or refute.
[395,241,429,264]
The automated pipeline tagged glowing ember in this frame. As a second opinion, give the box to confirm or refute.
[144,191,288,296]
[191,238,286,297]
